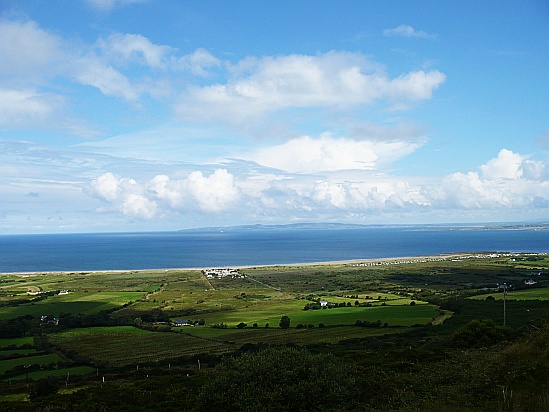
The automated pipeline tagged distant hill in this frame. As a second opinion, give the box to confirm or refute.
[179,222,549,233]
[178,223,377,233]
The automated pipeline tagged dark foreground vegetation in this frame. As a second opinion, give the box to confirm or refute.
[1,253,549,411]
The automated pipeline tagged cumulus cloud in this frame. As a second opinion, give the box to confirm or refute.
[87,148,549,223]
[91,172,156,219]
[92,169,240,220]
[429,149,549,210]
[480,149,525,180]
[383,25,435,39]
[185,169,240,212]
[245,134,422,173]
[91,172,121,202]
[175,51,446,122]
[149,170,240,213]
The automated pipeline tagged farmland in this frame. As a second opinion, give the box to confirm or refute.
[1,252,549,411]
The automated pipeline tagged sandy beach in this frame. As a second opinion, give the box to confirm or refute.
[1,252,487,276]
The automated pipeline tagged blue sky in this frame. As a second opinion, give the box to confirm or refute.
[1,0,548,234]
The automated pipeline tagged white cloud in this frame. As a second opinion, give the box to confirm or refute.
[246,134,422,173]
[480,148,525,180]
[91,172,157,219]
[185,169,240,212]
[383,25,435,39]
[175,48,221,76]
[86,148,548,224]
[0,20,64,79]
[175,51,446,122]
[149,174,185,208]
[93,169,240,219]
[91,172,120,202]
[389,70,446,101]
[99,33,173,68]
[121,193,157,220]
[429,150,549,209]
[74,58,140,101]
[0,89,63,127]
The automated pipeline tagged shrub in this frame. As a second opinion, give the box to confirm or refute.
[196,346,355,411]
[453,319,505,348]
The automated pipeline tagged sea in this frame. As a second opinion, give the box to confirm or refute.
[0,225,548,273]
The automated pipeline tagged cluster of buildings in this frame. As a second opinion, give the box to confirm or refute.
[202,268,245,279]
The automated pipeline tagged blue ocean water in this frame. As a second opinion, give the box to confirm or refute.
[0,227,548,272]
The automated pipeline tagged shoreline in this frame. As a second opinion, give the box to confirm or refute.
[0,251,522,276]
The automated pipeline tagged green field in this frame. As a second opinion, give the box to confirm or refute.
[238,303,439,327]
[0,354,64,375]
[0,337,34,348]
[183,325,409,345]
[47,326,234,367]
[0,291,145,320]
[471,287,549,301]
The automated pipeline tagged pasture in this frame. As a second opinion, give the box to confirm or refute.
[0,291,145,320]
[0,337,34,348]
[471,287,549,301]
[47,326,234,367]
[0,354,64,375]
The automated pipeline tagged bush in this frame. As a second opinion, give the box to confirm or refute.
[196,346,355,411]
[279,316,290,329]
[453,319,506,348]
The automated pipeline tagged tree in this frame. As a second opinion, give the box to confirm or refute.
[279,315,290,329]
[237,322,247,329]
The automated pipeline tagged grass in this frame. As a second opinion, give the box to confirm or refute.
[182,325,409,345]
[0,291,145,320]
[0,254,547,371]
[0,337,34,348]
[47,326,234,367]
[8,365,96,381]
[0,349,38,356]
[256,304,440,327]
[471,287,549,301]
[0,354,64,375]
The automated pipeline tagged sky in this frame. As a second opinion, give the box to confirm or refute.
[1,0,548,234]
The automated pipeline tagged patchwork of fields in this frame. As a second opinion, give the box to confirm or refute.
[1,252,548,384]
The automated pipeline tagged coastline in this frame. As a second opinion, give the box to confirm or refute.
[0,252,508,276]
